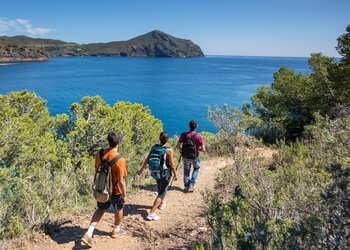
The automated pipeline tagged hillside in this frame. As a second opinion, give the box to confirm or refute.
[0,39,50,62]
[0,30,204,60]
[81,30,204,57]
[0,36,78,57]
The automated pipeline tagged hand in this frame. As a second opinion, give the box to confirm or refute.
[122,195,127,203]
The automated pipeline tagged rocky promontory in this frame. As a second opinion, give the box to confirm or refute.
[0,30,204,62]
[81,30,204,58]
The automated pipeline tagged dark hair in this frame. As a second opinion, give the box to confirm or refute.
[189,120,198,131]
[159,131,169,145]
[108,131,120,147]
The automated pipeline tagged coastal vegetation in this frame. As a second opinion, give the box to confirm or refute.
[0,92,162,239]
[201,25,350,249]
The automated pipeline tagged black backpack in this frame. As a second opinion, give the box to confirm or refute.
[181,133,197,159]
[92,149,122,203]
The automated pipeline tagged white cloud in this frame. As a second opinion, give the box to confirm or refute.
[0,17,52,36]
[0,18,17,34]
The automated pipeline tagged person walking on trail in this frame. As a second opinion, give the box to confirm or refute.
[81,131,127,248]
[176,120,205,193]
[137,131,177,221]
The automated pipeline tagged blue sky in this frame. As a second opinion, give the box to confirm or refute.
[1,0,349,57]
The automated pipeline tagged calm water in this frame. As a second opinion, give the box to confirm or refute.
[0,56,310,135]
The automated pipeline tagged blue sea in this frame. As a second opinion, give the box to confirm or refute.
[0,56,310,135]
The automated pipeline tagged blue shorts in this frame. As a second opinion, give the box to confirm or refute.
[97,194,124,212]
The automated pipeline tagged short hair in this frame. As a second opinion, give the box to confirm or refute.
[189,120,198,131]
[108,131,120,147]
[159,131,169,145]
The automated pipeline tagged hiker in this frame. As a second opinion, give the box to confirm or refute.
[81,131,127,248]
[137,131,177,221]
[176,120,205,193]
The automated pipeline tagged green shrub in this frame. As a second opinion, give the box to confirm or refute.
[251,26,350,141]
[204,115,350,249]
[0,91,163,239]
[207,104,262,156]
[56,96,163,184]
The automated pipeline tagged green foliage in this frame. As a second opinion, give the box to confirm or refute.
[0,91,163,239]
[251,26,350,142]
[336,25,350,62]
[0,90,79,238]
[204,115,350,249]
[56,97,163,179]
[252,67,314,141]
[207,104,262,155]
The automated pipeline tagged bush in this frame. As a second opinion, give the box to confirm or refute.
[204,115,350,249]
[207,104,262,156]
[0,91,163,239]
[251,26,350,141]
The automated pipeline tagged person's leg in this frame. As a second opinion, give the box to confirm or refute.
[90,208,105,227]
[111,195,126,237]
[150,197,163,214]
[81,206,106,247]
[148,179,170,220]
[190,157,201,188]
[183,158,192,189]
[87,205,107,235]
[114,207,123,227]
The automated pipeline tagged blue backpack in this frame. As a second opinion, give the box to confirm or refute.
[148,144,169,180]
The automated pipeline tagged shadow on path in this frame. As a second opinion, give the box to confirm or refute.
[45,220,110,248]
[124,203,152,219]
[138,184,184,193]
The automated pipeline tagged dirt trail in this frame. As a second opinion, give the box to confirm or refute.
[20,157,230,250]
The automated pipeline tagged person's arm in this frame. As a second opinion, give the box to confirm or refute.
[199,143,206,152]
[198,135,206,152]
[118,175,127,203]
[117,158,127,203]
[167,148,177,180]
[176,134,184,152]
[137,157,149,176]
[176,141,181,152]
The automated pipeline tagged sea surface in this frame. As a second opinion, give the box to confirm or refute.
[0,56,310,135]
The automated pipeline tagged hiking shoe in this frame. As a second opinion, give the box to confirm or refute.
[147,213,160,221]
[184,187,189,193]
[81,232,93,248]
[111,227,127,238]
[158,201,166,210]
[188,186,195,193]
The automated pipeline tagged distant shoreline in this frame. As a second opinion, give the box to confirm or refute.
[0,54,316,64]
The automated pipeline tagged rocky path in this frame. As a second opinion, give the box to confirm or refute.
[19,157,230,250]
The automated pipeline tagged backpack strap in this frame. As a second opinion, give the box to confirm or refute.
[100,149,122,166]
[99,148,105,162]
[107,154,123,166]
[185,132,197,141]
